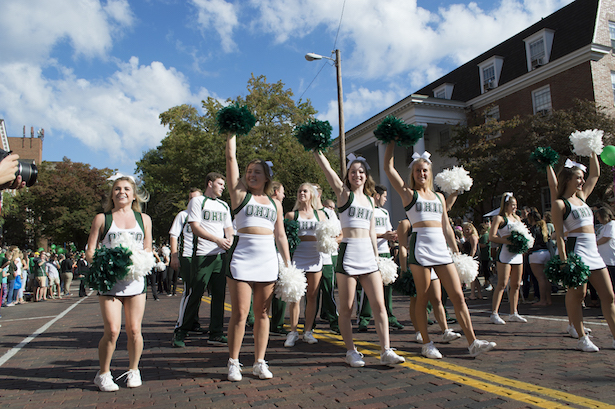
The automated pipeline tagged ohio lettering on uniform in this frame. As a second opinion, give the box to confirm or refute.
[203,210,228,223]
[571,206,592,220]
[108,231,144,243]
[348,206,372,220]
[415,201,443,214]
[299,221,318,230]
[375,216,388,227]
[245,204,277,222]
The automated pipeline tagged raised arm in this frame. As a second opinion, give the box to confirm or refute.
[581,152,600,199]
[383,143,409,203]
[547,165,558,205]
[445,191,459,212]
[313,151,346,202]
[225,133,245,208]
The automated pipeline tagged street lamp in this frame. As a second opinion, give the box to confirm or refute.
[305,50,346,175]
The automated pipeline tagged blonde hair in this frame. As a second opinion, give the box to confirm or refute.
[462,222,478,237]
[557,165,583,198]
[103,176,149,213]
[343,160,376,196]
[241,159,273,196]
[498,193,516,217]
[408,158,434,191]
[292,183,319,211]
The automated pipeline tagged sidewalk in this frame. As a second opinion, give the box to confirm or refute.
[1,284,615,408]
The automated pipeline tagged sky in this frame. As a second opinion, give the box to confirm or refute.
[0,0,574,177]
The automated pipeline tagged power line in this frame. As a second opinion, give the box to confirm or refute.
[298,61,329,102]
[333,0,347,51]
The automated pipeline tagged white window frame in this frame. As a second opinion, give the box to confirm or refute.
[523,29,555,71]
[609,21,615,49]
[433,83,455,99]
[532,85,552,115]
[611,71,615,104]
[477,56,504,94]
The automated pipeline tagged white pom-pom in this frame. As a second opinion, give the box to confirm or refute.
[451,253,479,285]
[434,166,473,195]
[275,262,307,303]
[155,261,166,272]
[161,246,171,257]
[570,129,604,157]
[315,219,341,254]
[509,221,535,249]
[110,233,155,280]
[377,257,399,285]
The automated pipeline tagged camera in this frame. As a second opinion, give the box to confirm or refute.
[0,148,38,187]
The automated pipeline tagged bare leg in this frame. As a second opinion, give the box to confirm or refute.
[288,301,300,332]
[336,273,358,351]
[304,272,322,332]
[428,279,448,333]
[491,262,511,314]
[588,269,615,337]
[122,293,146,370]
[227,278,252,360]
[565,284,587,338]
[435,264,476,345]
[531,263,552,306]
[358,272,389,349]
[98,296,123,373]
[409,265,433,344]
[252,282,274,361]
[508,264,523,314]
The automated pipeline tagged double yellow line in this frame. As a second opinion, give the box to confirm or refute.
[193,292,614,408]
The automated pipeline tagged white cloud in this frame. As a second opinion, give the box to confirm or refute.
[247,0,573,87]
[191,0,240,53]
[0,58,210,165]
[0,0,134,63]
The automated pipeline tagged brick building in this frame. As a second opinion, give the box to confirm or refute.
[341,0,614,223]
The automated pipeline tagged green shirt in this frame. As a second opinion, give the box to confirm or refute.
[479,233,491,261]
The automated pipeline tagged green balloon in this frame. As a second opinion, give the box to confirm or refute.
[38,247,44,252]
[57,248,66,254]
[601,145,615,167]
[50,244,56,250]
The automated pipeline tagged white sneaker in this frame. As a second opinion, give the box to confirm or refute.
[490,313,506,325]
[415,331,423,343]
[284,331,299,347]
[94,371,119,392]
[469,339,497,357]
[508,313,527,323]
[577,335,599,352]
[252,359,273,379]
[345,349,365,367]
[421,341,443,359]
[484,284,493,291]
[227,358,243,382]
[567,324,592,339]
[116,369,141,388]
[442,329,462,343]
[303,331,318,344]
[380,348,405,365]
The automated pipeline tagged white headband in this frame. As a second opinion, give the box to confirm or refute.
[347,153,371,170]
[564,158,587,172]
[409,151,431,168]
[265,161,274,177]
[503,192,514,202]
[107,172,136,184]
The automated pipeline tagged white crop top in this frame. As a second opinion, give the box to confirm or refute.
[496,216,521,238]
[404,191,444,226]
[562,198,594,232]
[233,193,277,231]
[295,210,320,237]
[102,220,145,250]
[338,192,373,230]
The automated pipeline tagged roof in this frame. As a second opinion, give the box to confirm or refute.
[415,0,599,102]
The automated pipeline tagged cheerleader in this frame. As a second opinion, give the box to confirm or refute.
[527,208,552,306]
[383,144,495,358]
[548,154,615,351]
[224,133,291,380]
[86,175,152,391]
[284,183,326,346]
[313,151,405,367]
[488,193,527,324]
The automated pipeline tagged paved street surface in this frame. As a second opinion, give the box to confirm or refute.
[1,282,615,409]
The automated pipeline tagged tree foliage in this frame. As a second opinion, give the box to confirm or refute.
[137,74,339,242]
[2,158,114,249]
[444,100,615,218]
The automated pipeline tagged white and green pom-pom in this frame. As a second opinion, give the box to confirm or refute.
[110,233,155,280]
[507,222,535,254]
[570,129,604,157]
[275,262,307,303]
[434,166,473,195]
[315,219,341,254]
[377,257,399,285]
[452,253,479,285]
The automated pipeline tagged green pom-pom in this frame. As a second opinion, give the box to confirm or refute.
[373,115,424,148]
[392,269,416,297]
[86,246,133,293]
[530,147,559,171]
[217,103,257,136]
[507,231,530,254]
[544,253,591,288]
[294,119,333,152]
[284,219,301,254]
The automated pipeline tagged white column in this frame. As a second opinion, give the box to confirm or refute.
[413,122,428,154]
[376,141,393,214]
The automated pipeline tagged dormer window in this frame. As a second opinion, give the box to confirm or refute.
[524,29,555,71]
[477,56,504,94]
[432,83,455,99]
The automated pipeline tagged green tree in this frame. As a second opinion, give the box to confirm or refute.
[445,100,615,218]
[2,158,113,249]
[138,74,338,242]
